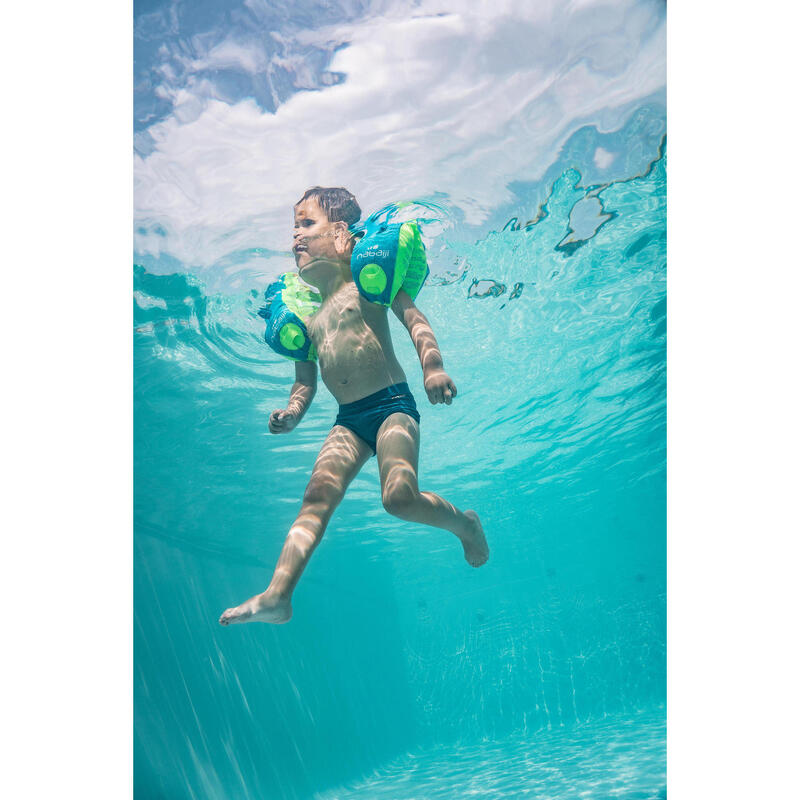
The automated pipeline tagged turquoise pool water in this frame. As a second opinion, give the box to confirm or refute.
[134,1,666,795]
[134,129,665,797]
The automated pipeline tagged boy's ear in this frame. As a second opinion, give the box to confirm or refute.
[333,221,352,254]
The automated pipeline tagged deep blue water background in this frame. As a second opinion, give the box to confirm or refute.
[134,128,666,798]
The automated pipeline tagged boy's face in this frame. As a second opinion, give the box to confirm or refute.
[292,198,349,282]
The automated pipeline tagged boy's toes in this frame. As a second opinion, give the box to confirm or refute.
[461,510,489,567]
[468,550,489,567]
[219,607,244,625]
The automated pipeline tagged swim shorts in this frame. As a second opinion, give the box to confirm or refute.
[334,382,421,454]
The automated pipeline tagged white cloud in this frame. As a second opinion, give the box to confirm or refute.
[593,146,616,169]
[134,0,665,272]
[190,39,268,74]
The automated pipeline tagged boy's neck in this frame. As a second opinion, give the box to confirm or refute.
[306,258,352,300]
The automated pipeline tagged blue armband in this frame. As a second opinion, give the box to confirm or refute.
[350,215,429,306]
[257,272,321,362]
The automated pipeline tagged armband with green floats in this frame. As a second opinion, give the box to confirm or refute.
[350,212,429,306]
[257,272,321,362]
[259,209,430,362]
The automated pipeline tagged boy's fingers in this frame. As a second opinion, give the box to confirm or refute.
[269,410,287,432]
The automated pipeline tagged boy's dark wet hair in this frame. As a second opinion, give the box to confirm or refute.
[296,186,361,228]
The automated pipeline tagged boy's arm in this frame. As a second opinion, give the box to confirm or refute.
[391,289,457,405]
[269,360,317,433]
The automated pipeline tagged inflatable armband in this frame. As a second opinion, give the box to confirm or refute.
[351,216,429,306]
[258,272,321,362]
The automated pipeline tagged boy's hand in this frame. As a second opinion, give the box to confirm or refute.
[268,409,298,434]
[424,371,457,405]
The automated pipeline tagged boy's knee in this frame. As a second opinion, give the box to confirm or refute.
[382,484,418,519]
[303,474,345,508]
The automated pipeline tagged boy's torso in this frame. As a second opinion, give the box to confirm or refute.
[307,281,407,405]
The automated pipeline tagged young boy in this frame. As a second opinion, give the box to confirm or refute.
[219,187,488,625]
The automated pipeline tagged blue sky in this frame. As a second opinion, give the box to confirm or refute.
[134,0,372,144]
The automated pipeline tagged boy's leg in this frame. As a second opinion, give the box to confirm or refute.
[375,412,488,567]
[219,425,372,625]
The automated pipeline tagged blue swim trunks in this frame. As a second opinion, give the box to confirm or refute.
[334,382,421,454]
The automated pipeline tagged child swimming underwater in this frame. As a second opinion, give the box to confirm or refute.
[219,187,488,625]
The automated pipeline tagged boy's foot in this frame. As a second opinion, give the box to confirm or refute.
[458,510,489,567]
[219,590,292,625]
